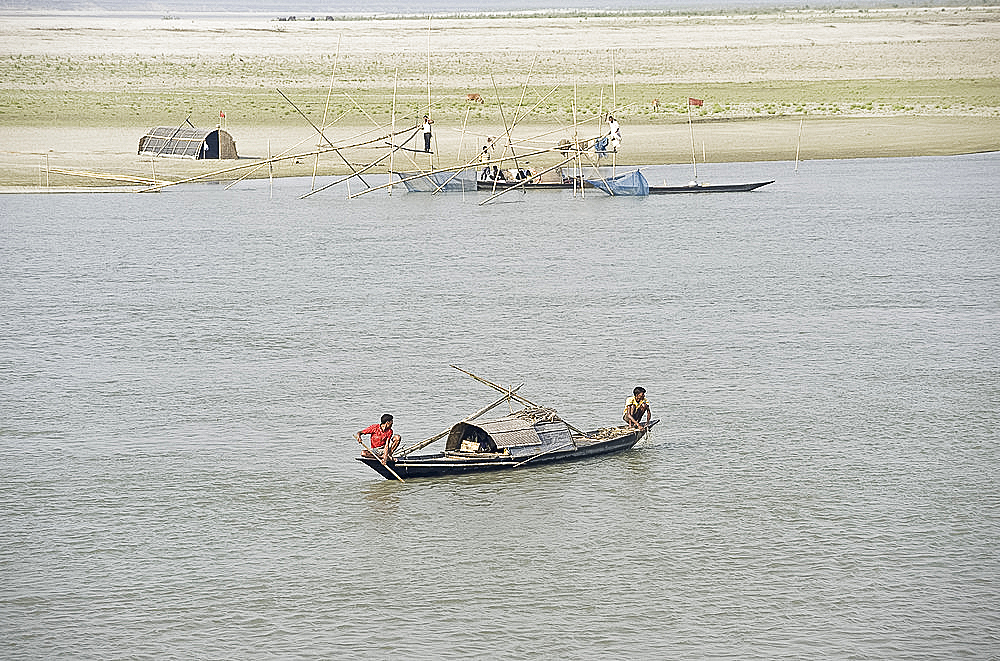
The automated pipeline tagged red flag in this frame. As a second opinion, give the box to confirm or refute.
[220,110,226,118]
[688,98,703,107]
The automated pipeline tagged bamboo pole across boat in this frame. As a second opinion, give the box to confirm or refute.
[47,168,163,185]
[428,95,575,193]
[376,137,587,200]
[414,140,581,197]
[313,33,341,190]
[491,74,523,181]
[226,114,363,191]
[300,126,420,200]
[449,365,592,438]
[450,365,540,407]
[478,152,579,205]
[390,68,398,196]
[278,88,373,190]
[140,124,413,194]
[138,147,330,193]
[396,384,525,458]
[346,138,566,199]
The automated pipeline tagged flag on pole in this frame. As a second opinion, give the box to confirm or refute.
[220,111,226,118]
[688,98,703,107]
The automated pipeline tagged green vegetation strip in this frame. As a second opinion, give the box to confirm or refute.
[2,79,997,128]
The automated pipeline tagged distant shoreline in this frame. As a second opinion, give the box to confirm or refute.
[3,5,987,19]
[1,6,997,188]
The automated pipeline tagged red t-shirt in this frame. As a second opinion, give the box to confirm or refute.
[361,423,394,449]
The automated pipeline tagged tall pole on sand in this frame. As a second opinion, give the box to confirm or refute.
[611,49,617,177]
[427,17,434,165]
[390,68,397,196]
[687,102,698,182]
[795,116,804,172]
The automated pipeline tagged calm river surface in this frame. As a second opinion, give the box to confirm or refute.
[2,154,998,659]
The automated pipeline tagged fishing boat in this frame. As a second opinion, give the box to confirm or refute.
[477,167,582,191]
[354,367,656,481]
[649,180,774,194]
[358,407,657,481]
[587,170,773,196]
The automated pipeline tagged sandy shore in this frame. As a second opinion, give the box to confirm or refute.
[1,7,998,189]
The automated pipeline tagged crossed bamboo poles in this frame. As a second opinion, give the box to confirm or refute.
[132,72,624,200]
[395,364,593,454]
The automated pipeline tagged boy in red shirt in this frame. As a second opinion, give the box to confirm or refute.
[355,413,401,463]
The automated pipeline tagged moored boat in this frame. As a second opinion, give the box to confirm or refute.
[649,180,774,194]
[587,170,774,196]
[477,167,582,191]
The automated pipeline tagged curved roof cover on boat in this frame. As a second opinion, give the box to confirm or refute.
[445,407,576,458]
[137,127,238,159]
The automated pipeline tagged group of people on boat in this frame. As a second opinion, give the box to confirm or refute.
[479,137,540,181]
[355,386,651,465]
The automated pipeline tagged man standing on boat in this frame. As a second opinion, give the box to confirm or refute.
[480,136,497,179]
[606,114,622,152]
[355,413,401,464]
[422,115,434,152]
[623,387,651,428]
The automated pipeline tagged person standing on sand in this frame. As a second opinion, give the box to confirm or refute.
[422,115,434,152]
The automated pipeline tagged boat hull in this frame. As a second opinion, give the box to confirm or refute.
[648,180,774,194]
[476,178,583,191]
[357,422,656,480]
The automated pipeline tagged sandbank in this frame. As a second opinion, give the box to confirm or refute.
[1,7,997,190]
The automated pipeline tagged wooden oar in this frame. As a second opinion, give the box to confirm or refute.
[355,436,404,482]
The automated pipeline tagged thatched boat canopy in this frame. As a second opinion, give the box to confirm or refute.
[445,407,576,458]
[138,127,238,159]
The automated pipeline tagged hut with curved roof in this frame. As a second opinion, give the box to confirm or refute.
[138,127,238,159]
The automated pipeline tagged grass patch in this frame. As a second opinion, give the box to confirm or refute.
[0,78,997,129]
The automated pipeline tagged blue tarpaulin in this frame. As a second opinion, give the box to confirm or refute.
[585,170,650,196]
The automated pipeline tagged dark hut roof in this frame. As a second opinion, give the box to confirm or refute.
[138,127,238,159]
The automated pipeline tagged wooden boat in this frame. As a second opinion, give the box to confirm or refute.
[588,170,774,196]
[355,366,656,481]
[648,180,774,194]
[357,407,657,480]
[477,167,582,191]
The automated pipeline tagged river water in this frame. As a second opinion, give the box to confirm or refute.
[2,153,998,659]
